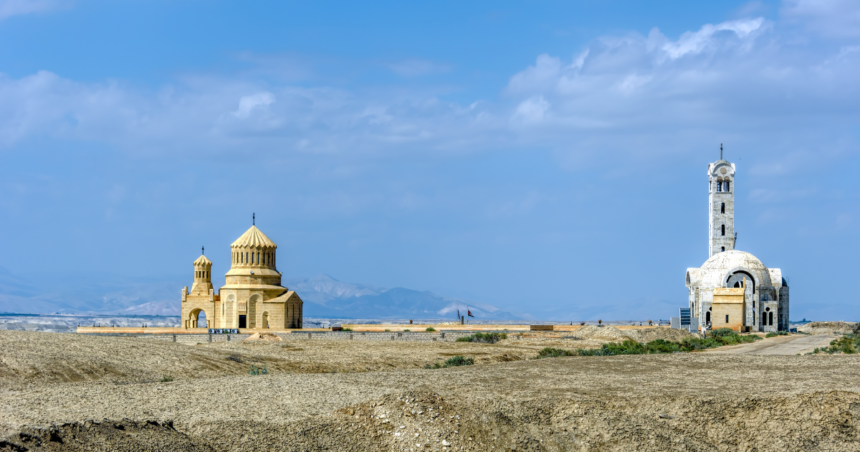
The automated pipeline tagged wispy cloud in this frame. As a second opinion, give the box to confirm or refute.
[0,13,858,176]
[0,0,63,21]
[782,0,860,38]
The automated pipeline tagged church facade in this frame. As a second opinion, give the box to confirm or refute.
[685,157,789,332]
[181,225,303,330]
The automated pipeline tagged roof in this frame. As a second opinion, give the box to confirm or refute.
[193,255,212,266]
[231,225,277,249]
[697,250,773,289]
[262,291,302,304]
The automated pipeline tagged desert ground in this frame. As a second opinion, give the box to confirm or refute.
[1,326,859,451]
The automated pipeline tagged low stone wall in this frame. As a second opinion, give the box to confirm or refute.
[124,331,508,344]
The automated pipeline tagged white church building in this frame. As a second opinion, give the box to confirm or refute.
[684,155,789,332]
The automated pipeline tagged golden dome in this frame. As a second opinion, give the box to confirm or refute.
[231,225,277,249]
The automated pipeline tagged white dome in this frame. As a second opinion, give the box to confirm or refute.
[697,250,772,289]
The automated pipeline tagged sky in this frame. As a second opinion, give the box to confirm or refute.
[0,0,858,320]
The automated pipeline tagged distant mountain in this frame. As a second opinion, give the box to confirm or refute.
[0,270,526,320]
[286,274,523,320]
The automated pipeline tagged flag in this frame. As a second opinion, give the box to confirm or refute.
[468,310,474,317]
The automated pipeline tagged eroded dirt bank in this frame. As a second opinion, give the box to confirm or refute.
[3,391,859,451]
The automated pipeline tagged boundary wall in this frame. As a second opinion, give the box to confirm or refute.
[83,331,496,344]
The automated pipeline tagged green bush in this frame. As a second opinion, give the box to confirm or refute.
[160,376,174,382]
[577,333,761,356]
[249,364,269,375]
[424,355,475,369]
[403,329,411,332]
[455,332,508,344]
[815,334,859,354]
[766,331,789,338]
[709,328,735,337]
[341,328,353,332]
[537,347,574,358]
[426,327,436,332]
[644,339,681,353]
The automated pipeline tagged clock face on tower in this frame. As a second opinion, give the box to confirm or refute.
[720,167,727,175]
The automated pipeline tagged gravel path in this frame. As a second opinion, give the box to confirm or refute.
[705,334,837,355]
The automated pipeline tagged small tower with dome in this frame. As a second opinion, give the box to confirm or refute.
[684,151,789,332]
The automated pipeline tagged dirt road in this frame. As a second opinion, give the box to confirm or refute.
[705,334,836,355]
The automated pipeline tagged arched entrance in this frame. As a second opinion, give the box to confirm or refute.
[726,271,755,293]
[189,308,208,329]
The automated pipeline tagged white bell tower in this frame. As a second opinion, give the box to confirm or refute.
[708,145,736,257]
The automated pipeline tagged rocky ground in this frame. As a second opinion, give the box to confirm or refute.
[1,329,859,451]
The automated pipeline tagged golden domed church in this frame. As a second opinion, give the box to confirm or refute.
[181,224,303,330]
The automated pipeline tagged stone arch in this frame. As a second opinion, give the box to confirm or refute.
[189,308,207,329]
[262,311,269,329]
[723,269,756,294]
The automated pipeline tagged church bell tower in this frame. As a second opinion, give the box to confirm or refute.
[708,145,736,257]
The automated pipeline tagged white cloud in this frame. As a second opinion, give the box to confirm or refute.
[0,11,858,175]
[782,0,860,38]
[0,0,62,21]
[232,92,275,119]
[512,96,550,124]
[659,18,765,59]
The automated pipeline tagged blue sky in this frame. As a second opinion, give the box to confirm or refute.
[0,0,858,320]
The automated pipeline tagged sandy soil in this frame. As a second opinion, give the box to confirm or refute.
[798,321,858,335]
[1,329,859,451]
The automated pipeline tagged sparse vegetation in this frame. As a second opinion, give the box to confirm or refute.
[403,329,411,332]
[341,328,353,332]
[456,332,507,344]
[384,329,390,332]
[576,333,761,357]
[537,347,574,358]
[425,327,436,332]
[424,355,475,369]
[810,334,859,354]
[249,364,269,375]
[160,376,174,382]
[226,355,243,363]
[766,331,789,338]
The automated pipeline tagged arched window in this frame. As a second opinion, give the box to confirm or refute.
[721,246,725,252]
[769,311,774,326]
[717,181,722,192]
[721,224,726,236]
[721,203,725,214]
[725,181,730,191]
[245,252,249,263]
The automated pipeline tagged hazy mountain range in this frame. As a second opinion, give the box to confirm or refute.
[0,266,524,320]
